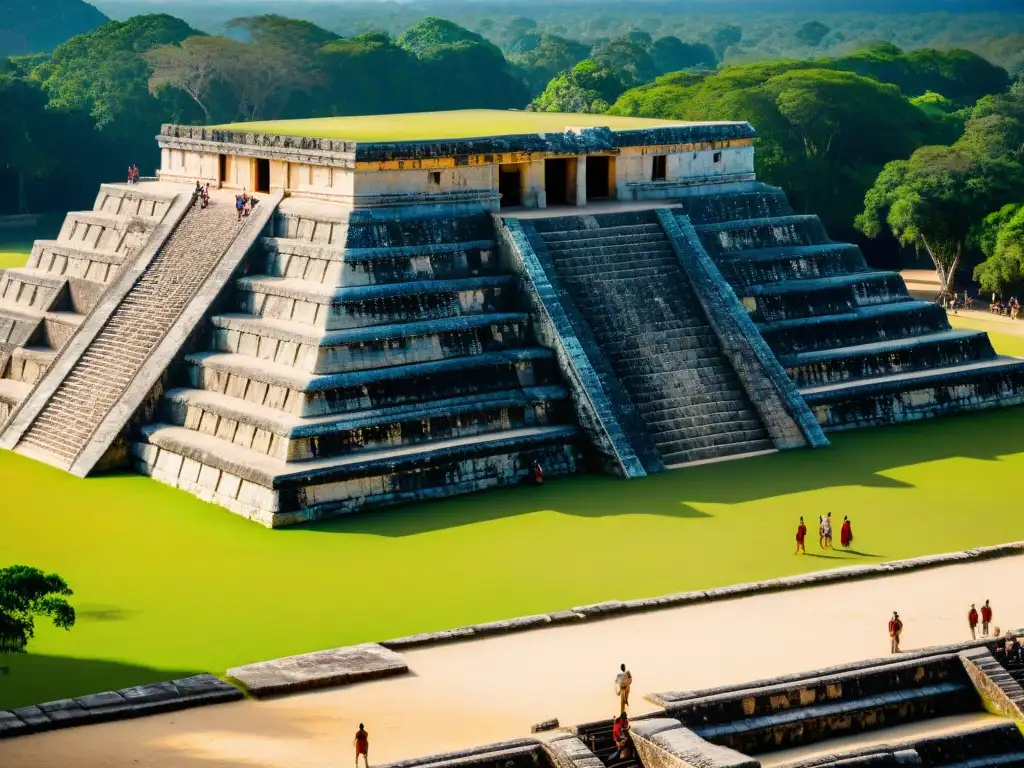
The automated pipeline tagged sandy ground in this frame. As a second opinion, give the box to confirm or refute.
[900,269,1024,336]
[3,555,1023,768]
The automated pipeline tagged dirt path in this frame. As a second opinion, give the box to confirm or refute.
[3,555,1023,768]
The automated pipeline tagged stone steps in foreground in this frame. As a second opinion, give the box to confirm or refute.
[184,347,560,417]
[135,423,583,527]
[162,384,571,462]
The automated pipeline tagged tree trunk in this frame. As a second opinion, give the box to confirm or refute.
[920,234,955,293]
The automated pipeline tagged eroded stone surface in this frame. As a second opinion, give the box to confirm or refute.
[630,718,759,768]
[227,642,408,697]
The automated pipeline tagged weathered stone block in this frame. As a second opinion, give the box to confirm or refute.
[227,643,407,697]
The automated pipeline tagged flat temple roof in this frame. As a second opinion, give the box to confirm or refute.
[212,109,738,143]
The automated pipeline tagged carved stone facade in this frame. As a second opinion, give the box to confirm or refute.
[156,121,756,211]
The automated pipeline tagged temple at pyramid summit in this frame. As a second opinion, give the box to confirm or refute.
[2,108,1024,527]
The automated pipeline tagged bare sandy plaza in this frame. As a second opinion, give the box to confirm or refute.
[2,554,1022,768]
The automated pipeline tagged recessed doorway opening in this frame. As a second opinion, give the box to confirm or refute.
[545,158,570,206]
[499,165,522,208]
[586,156,611,201]
[255,158,271,194]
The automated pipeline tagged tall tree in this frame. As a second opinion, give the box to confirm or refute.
[857,147,1024,292]
[0,565,75,654]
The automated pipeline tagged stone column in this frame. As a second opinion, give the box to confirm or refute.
[575,158,587,206]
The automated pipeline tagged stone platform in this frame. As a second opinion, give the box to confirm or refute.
[227,642,407,698]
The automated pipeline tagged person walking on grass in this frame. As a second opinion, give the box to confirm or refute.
[840,516,853,548]
[968,604,979,640]
[982,600,993,636]
[889,611,903,654]
[354,723,369,768]
[818,515,825,550]
[822,513,833,549]
[615,663,632,715]
[795,516,807,555]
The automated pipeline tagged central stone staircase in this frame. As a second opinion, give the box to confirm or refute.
[676,185,1024,429]
[523,210,773,466]
[133,201,583,526]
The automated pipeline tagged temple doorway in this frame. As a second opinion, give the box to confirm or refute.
[218,154,228,186]
[499,164,522,208]
[545,158,570,206]
[586,156,611,200]
[255,159,271,194]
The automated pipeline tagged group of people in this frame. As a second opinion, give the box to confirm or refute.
[794,513,854,554]
[989,293,1021,320]
[1000,634,1023,665]
[194,181,211,209]
[967,600,995,639]
[126,164,140,184]
[235,189,258,220]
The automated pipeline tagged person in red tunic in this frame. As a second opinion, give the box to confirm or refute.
[354,723,369,768]
[840,516,853,548]
[612,712,631,760]
[795,516,807,555]
[532,460,544,485]
[968,605,979,640]
[889,611,903,654]
[981,600,993,636]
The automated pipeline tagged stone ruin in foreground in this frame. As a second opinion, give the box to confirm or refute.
[1,110,1023,526]
[381,639,1024,768]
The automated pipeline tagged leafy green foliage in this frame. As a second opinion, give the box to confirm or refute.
[34,14,202,133]
[0,0,107,57]
[831,43,1009,107]
[508,33,591,94]
[397,16,496,57]
[973,204,1024,294]
[612,62,934,238]
[531,58,621,114]
[0,565,75,654]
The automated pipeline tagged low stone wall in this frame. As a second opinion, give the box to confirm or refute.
[658,209,828,451]
[494,215,661,477]
[0,674,241,738]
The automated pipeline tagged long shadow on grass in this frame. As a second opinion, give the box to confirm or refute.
[0,653,202,711]
[293,407,1024,537]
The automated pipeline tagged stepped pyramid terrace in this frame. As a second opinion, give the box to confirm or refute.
[2,108,1024,527]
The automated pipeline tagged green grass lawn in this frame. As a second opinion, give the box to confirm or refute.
[0,216,61,269]
[2,301,1024,709]
[215,109,701,142]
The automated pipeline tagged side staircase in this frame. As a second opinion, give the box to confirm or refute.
[521,210,773,467]
[0,185,173,424]
[574,718,642,768]
[133,200,583,526]
[678,185,1024,430]
[1,187,275,475]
